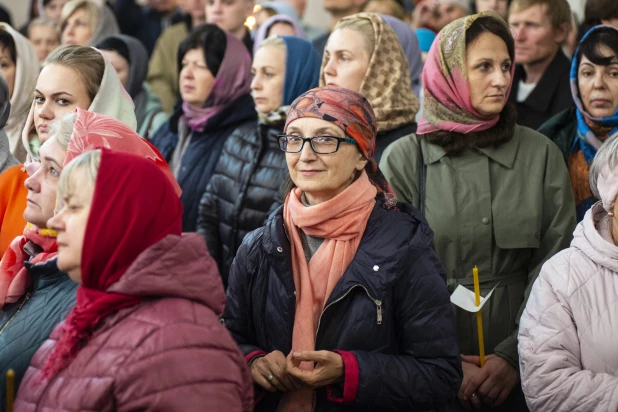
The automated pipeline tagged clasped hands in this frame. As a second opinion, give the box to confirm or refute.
[458,354,520,409]
[250,350,344,393]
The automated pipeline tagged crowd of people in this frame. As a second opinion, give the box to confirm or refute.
[0,0,617,410]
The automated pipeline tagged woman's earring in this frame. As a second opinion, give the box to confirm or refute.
[610,203,615,217]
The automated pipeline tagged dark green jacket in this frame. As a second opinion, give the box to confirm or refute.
[537,107,577,165]
[379,125,576,369]
[0,258,77,410]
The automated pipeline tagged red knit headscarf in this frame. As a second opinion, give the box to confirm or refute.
[285,86,395,199]
[42,148,183,378]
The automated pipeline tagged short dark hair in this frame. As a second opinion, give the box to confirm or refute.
[465,16,515,62]
[0,29,16,64]
[577,27,618,67]
[96,37,131,65]
[585,0,618,26]
[178,24,227,77]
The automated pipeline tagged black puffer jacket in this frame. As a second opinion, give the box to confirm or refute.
[197,121,287,285]
[223,199,462,412]
[150,94,257,231]
[0,258,77,409]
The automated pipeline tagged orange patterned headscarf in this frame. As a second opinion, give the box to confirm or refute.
[285,86,395,199]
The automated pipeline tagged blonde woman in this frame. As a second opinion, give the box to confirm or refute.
[60,0,119,46]
[321,12,420,161]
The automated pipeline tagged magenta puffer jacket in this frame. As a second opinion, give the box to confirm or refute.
[15,234,253,412]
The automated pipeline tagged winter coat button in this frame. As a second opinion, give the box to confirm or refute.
[373,265,379,272]
[277,247,283,252]
[482,217,490,225]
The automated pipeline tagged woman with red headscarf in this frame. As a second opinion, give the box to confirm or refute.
[14,148,252,411]
[223,85,462,412]
[0,108,179,406]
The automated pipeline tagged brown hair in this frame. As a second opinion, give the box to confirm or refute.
[585,0,618,26]
[43,45,105,103]
[509,0,571,31]
[363,0,406,20]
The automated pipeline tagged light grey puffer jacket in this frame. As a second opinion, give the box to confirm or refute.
[519,202,618,412]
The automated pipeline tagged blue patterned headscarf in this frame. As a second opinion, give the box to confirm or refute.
[570,25,618,162]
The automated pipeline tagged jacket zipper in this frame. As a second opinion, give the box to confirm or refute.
[0,292,32,337]
[314,284,382,342]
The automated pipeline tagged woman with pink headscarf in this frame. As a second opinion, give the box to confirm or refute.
[380,12,576,412]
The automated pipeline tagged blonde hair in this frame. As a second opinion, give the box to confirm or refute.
[259,35,286,51]
[49,112,77,152]
[60,0,100,37]
[57,149,101,201]
[43,45,105,103]
[27,17,60,40]
[335,17,376,57]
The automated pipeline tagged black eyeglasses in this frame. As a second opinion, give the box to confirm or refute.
[278,134,357,154]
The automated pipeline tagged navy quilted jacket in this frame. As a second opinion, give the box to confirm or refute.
[150,94,257,232]
[0,258,76,410]
[223,199,463,411]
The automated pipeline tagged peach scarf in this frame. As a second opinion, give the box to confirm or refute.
[280,171,377,411]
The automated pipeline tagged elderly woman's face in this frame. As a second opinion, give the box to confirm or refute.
[251,45,285,114]
[466,32,512,116]
[285,117,368,205]
[24,137,66,228]
[323,28,371,94]
[61,8,94,46]
[47,168,94,284]
[180,48,215,109]
[578,46,618,119]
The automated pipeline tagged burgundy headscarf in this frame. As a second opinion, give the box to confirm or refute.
[43,148,183,378]
[285,86,395,199]
[181,30,252,132]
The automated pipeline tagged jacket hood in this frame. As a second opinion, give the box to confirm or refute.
[572,202,618,273]
[108,233,225,315]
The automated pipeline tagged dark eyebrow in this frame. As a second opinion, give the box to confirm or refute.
[34,89,74,98]
[43,156,62,169]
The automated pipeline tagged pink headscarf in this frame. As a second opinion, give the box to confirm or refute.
[181,29,252,132]
[417,12,515,135]
[0,109,180,308]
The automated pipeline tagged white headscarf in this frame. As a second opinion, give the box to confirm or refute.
[0,23,39,163]
[21,46,136,160]
[0,72,17,173]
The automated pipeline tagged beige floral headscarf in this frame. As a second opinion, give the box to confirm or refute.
[320,12,419,133]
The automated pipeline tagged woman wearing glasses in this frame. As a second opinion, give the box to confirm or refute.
[223,86,462,412]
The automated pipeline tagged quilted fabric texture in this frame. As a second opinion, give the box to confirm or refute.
[0,259,77,409]
[519,202,618,411]
[15,234,253,411]
[197,122,287,285]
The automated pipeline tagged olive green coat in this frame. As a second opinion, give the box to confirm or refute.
[380,125,576,368]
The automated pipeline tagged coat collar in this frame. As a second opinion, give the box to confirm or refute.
[511,50,571,113]
[420,124,522,168]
